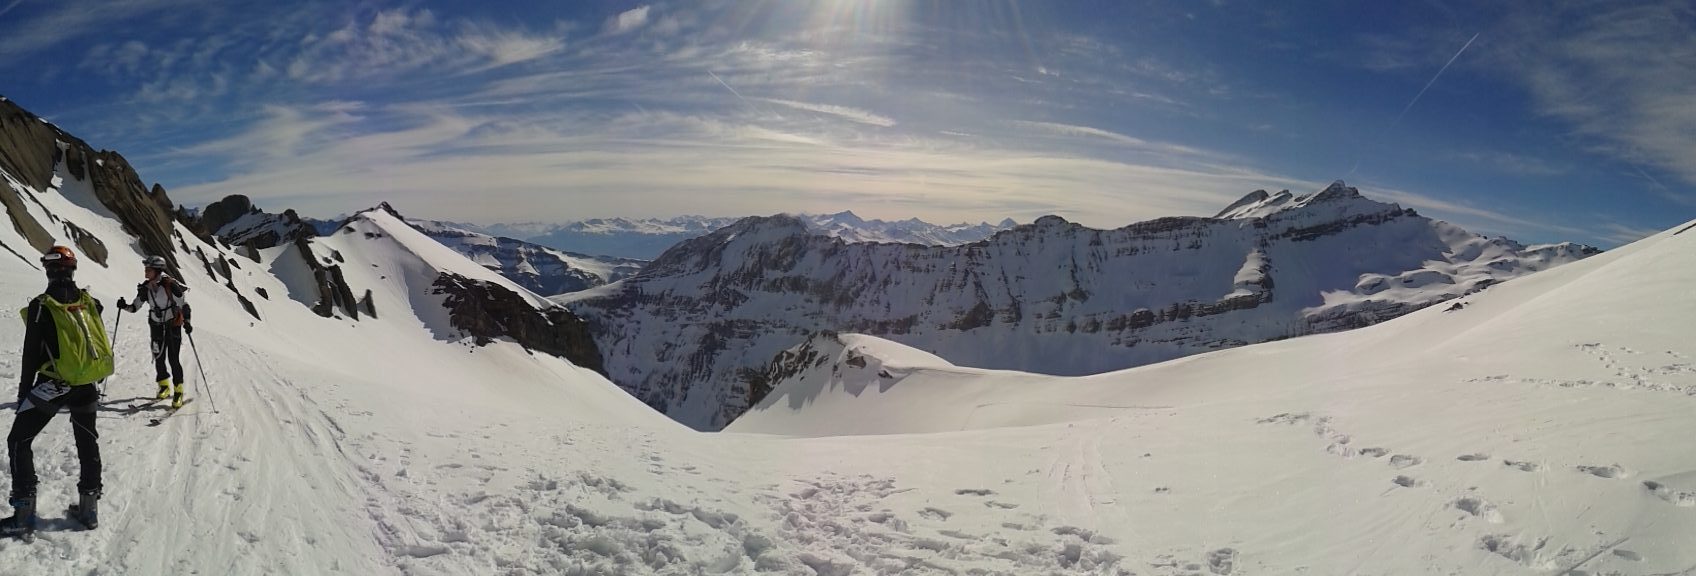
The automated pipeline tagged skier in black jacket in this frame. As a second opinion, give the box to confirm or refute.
[2,246,107,538]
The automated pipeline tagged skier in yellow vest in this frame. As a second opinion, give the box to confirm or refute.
[117,255,191,409]
[3,246,113,538]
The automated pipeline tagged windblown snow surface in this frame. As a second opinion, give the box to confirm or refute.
[5,152,1696,574]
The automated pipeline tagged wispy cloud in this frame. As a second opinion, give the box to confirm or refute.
[605,5,651,36]
[761,99,895,127]
[1449,150,1570,177]
[1495,1,1696,188]
[457,25,567,70]
[1598,222,1661,245]
[0,0,197,68]
[1010,121,1217,159]
[164,102,1308,228]
[18,1,1655,249]
[1367,184,1597,242]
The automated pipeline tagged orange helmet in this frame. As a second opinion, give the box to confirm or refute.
[41,246,77,270]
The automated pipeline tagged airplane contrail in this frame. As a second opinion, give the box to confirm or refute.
[1348,31,1480,177]
[708,70,755,108]
[1390,32,1480,130]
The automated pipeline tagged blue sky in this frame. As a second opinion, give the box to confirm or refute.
[1,0,1690,246]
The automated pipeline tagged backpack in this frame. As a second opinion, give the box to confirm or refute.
[18,291,114,386]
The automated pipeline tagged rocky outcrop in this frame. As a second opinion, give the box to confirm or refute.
[0,96,180,274]
[0,182,53,255]
[360,290,377,318]
[199,194,318,250]
[431,272,603,373]
[63,220,106,266]
[293,236,361,320]
[198,194,256,236]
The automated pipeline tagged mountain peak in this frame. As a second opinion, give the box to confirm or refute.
[1215,189,1296,219]
[1310,180,1360,203]
[351,201,408,222]
[826,210,865,225]
[1215,190,1272,218]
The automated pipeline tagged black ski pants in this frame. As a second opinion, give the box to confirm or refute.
[7,383,100,500]
[151,321,185,384]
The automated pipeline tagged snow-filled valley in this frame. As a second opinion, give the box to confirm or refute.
[3,94,1695,575]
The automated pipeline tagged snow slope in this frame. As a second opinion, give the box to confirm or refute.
[408,218,645,296]
[1,146,1164,576]
[566,182,1600,430]
[729,218,1696,574]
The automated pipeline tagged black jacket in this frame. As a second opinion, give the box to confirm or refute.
[19,279,104,397]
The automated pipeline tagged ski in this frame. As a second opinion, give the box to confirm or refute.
[147,398,193,427]
[124,398,164,415]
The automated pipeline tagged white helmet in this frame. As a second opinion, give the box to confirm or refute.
[144,255,168,270]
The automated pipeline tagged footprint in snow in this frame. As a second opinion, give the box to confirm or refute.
[1392,476,1421,488]
[918,507,952,521]
[1613,549,1644,562]
[954,488,994,497]
[1453,497,1505,524]
[1457,453,1490,462]
[1358,447,1388,458]
[1503,460,1542,472]
[1206,548,1238,575]
[1577,464,1630,479]
[1642,481,1696,507]
[1389,455,1423,469]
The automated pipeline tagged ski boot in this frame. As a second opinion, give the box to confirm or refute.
[157,379,172,400]
[0,497,37,541]
[67,490,98,530]
[172,383,186,409]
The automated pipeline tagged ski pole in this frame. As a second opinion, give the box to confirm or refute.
[185,331,218,413]
[103,306,124,398]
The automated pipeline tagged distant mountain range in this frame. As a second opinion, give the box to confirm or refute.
[561,181,1602,430]
[406,219,646,296]
[421,213,1022,260]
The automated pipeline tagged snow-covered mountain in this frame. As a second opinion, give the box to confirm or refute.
[197,194,317,249]
[6,94,1696,575]
[502,216,743,259]
[407,218,645,296]
[723,222,1696,574]
[486,213,1018,259]
[798,211,1019,245]
[564,182,1601,430]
